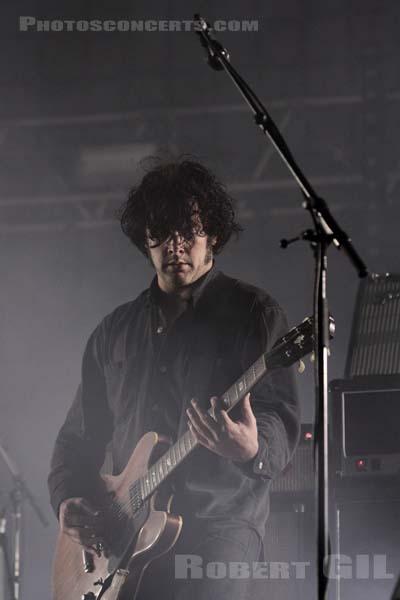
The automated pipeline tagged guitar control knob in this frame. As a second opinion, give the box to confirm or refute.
[81,594,96,600]
[297,359,305,373]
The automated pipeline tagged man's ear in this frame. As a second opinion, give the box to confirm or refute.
[143,239,152,260]
[211,236,217,247]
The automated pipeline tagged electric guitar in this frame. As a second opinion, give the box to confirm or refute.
[52,315,335,600]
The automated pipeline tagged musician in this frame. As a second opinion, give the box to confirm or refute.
[48,157,300,599]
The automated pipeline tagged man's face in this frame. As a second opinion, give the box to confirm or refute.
[146,217,216,293]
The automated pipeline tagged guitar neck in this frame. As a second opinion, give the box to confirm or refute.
[133,316,322,505]
[138,352,268,502]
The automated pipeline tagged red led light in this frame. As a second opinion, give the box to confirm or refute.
[356,459,366,469]
[304,432,313,440]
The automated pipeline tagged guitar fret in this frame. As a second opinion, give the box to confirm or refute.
[176,442,182,462]
[248,366,255,384]
[261,354,267,372]
[231,384,238,401]
[150,466,157,489]
[165,453,172,472]
[144,473,150,496]
[147,469,153,493]
[242,371,248,389]
[140,477,145,500]
[154,470,159,488]
[253,358,260,377]
[172,444,177,466]
[139,480,144,503]
[255,357,264,378]
[183,433,189,453]
[179,438,186,458]
[236,378,245,396]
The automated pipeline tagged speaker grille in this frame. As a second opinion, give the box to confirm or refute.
[346,273,400,378]
[270,425,314,493]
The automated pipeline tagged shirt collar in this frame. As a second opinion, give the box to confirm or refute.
[148,262,219,308]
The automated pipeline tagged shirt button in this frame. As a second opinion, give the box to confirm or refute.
[156,326,164,334]
[257,460,264,470]
[160,365,167,373]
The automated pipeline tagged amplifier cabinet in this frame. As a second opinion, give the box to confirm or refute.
[252,496,316,600]
[345,272,400,378]
[332,497,400,600]
[329,378,400,479]
[270,424,314,493]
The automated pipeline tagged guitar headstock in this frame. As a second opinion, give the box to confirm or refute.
[266,315,335,371]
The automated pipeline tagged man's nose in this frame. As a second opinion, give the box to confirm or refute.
[167,232,185,251]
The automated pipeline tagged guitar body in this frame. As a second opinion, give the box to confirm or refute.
[52,432,183,600]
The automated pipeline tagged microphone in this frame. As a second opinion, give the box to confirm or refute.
[194,14,230,71]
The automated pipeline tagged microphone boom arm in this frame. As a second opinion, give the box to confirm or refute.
[193,13,367,277]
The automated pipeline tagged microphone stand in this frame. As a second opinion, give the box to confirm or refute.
[0,440,49,600]
[193,15,368,600]
[0,502,13,600]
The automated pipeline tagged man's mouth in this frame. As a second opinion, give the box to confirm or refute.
[165,261,192,271]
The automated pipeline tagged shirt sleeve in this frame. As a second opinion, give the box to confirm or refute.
[232,299,301,481]
[47,323,114,518]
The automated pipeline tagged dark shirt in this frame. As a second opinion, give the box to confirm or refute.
[48,267,300,540]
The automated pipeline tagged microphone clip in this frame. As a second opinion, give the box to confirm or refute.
[194,14,230,72]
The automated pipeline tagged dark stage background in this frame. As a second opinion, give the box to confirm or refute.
[0,1,399,598]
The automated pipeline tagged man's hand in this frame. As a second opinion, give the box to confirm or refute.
[59,497,105,552]
[186,392,259,463]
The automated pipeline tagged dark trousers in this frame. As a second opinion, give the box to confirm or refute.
[139,520,262,600]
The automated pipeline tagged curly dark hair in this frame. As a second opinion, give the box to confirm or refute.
[119,157,242,256]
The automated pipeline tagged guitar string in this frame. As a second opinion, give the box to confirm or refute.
[111,320,310,519]
[112,330,304,519]
[113,429,197,519]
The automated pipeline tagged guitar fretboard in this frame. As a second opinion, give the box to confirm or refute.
[136,353,268,503]
[127,316,318,511]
